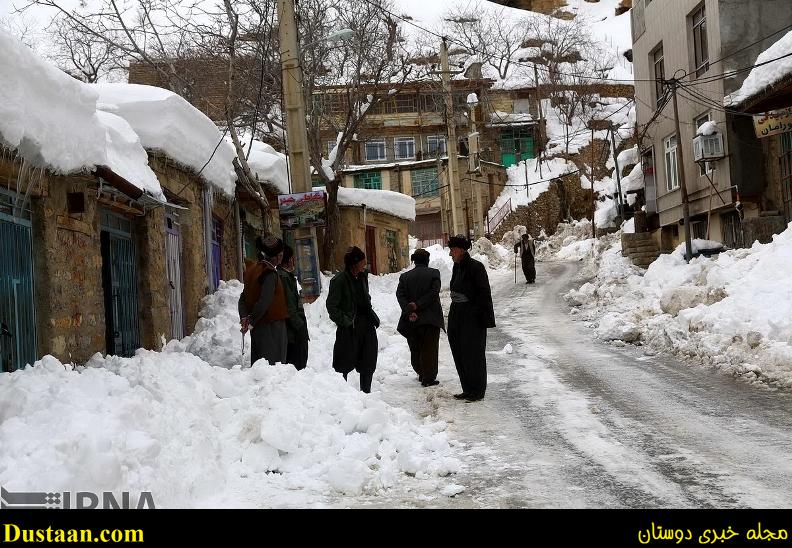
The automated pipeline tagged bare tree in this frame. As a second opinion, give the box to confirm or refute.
[525,15,615,154]
[440,5,529,80]
[298,0,419,268]
[49,15,123,82]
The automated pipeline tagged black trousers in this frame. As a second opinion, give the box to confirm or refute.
[522,256,536,283]
[333,317,378,393]
[286,336,309,371]
[406,325,440,382]
[448,302,487,398]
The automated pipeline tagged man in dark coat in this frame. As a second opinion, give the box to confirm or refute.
[239,235,289,366]
[396,248,444,387]
[514,233,537,284]
[447,235,495,402]
[326,246,380,393]
[277,245,309,370]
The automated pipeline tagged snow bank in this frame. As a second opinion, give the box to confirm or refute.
[1,279,462,506]
[725,30,792,107]
[95,83,237,197]
[563,224,792,390]
[242,139,290,195]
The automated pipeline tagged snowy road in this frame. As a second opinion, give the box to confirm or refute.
[381,260,792,508]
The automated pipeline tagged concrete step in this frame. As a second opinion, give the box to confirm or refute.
[630,251,661,260]
[630,244,660,254]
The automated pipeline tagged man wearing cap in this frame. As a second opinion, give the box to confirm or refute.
[447,235,495,402]
[396,248,444,387]
[277,245,309,370]
[326,246,381,393]
[514,233,537,284]
[238,235,289,366]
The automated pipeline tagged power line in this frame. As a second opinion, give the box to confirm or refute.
[355,0,658,84]
[688,22,792,76]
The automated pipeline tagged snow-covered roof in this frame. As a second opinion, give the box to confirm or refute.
[0,28,164,199]
[241,140,290,195]
[94,83,238,197]
[315,186,416,221]
[724,30,792,107]
[487,111,535,127]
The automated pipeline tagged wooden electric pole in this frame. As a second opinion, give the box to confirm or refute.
[276,0,311,194]
[670,79,693,262]
[534,63,544,179]
[439,39,464,236]
[591,126,596,238]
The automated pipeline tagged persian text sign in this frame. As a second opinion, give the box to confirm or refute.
[753,108,792,139]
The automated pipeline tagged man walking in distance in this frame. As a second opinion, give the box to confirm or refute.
[239,235,289,366]
[326,246,380,393]
[277,245,309,370]
[514,233,537,284]
[447,235,495,402]
[396,249,444,387]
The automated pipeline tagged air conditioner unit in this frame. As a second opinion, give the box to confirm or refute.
[692,133,725,162]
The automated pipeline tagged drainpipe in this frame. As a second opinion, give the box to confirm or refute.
[202,185,214,292]
[234,195,244,279]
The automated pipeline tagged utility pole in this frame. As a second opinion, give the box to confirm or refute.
[533,63,544,179]
[609,126,624,211]
[439,38,464,236]
[468,94,484,239]
[276,0,321,295]
[670,79,693,262]
[590,126,596,239]
[464,199,471,239]
[277,0,311,194]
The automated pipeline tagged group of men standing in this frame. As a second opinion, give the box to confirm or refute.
[238,233,502,402]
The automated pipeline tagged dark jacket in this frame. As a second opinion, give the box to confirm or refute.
[450,253,495,328]
[396,264,444,337]
[326,270,380,329]
[277,266,309,343]
[514,238,536,263]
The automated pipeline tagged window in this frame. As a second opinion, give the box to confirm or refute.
[394,137,416,160]
[365,139,387,162]
[354,172,382,190]
[695,113,714,176]
[327,141,337,159]
[652,44,665,107]
[691,5,709,77]
[780,131,792,221]
[426,135,447,157]
[411,168,439,198]
[664,134,680,191]
[374,94,417,114]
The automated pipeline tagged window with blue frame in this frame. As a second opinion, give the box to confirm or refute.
[354,172,382,190]
[411,168,439,197]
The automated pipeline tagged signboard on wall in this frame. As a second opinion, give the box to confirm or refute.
[753,108,792,139]
[278,191,326,230]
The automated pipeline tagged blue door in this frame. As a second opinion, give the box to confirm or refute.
[0,201,36,372]
[210,218,223,291]
[101,211,140,357]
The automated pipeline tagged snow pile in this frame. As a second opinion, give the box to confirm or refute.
[95,83,237,197]
[0,279,463,506]
[470,237,514,270]
[318,186,416,221]
[535,219,593,260]
[238,139,290,195]
[564,224,792,389]
[0,29,163,199]
[725,29,792,107]
[696,120,719,136]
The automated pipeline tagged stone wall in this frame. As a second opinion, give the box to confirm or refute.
[30,176,106,364]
